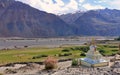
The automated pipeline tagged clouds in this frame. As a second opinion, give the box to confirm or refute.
[82,3,104,10]
[79,0,105,10]
[16,0,79,14]
[109,0,120,9]
[65,0,78,11]
[16,0,120,14]
[79,0,85,3]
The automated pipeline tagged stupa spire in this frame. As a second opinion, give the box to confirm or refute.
[91,38,96,45]
[91,38,96,51]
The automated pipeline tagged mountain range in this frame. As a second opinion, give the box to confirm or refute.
[60,8,120,36]
[0,0,74,37]
[0,0,120,37]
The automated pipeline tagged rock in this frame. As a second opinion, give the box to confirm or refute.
[4,68,17,74]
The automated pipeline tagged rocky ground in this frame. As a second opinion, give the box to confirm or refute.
[0,61,120,75]
[53,65,120,75]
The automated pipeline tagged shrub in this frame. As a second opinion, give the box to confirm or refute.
[62,49,70,52]
[58,53,64,57]
[70,48,74,50]
[44,57,57,70]
[112,49,118,52]
[80,53,86,56]
[109,45,118,48]
[41,55,48,57]
[24,45,28,48]
[103,45,108,47]
[72,59,78,66]
[58,53,72,57]
[99,50,105,53]
[70,46,89,52]
[64,53,72,56]
[99,50,106,56]
[74,47,81,50]
[76,46,89,52]
[32,54,48,59]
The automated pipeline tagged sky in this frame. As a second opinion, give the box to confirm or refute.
[16,0,120,14]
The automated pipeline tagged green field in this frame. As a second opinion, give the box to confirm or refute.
[0,44,119,65]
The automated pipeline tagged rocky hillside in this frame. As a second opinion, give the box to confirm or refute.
[59,11,84,25]
[74,9,120,36]
[0,0,74,37]
[60,8,120,36]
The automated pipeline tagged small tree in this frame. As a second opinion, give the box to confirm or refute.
[72,59,78,66]
[44,56,57,70]
[80,53,86,57]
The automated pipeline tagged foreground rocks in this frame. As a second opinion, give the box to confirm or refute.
[0,61,120,75]
[53,67,120,75]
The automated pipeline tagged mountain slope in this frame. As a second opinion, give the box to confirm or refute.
[0,0,74,37]
[59,11,84,25]
[72,9,120,36]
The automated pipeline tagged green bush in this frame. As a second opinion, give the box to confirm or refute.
[99,50,106,56]
[80,46,89,52]
[32,54,48,59]
[58,53,72,57]
[70,46,89,52]
[74,47,81,50]
[70,48,74,50]
[72,59,78,66]
[99,50,105,53]
[103,45,108,48]
[109,45,118,48]
[112,49,118,52]
[80,53,86,56]
[64,53,72,56]
[41,54,48,57]
[62,49,70,52]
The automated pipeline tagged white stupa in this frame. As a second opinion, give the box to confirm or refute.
[80,40,109,67]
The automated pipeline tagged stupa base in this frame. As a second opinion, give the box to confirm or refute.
[80,58,109,67]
